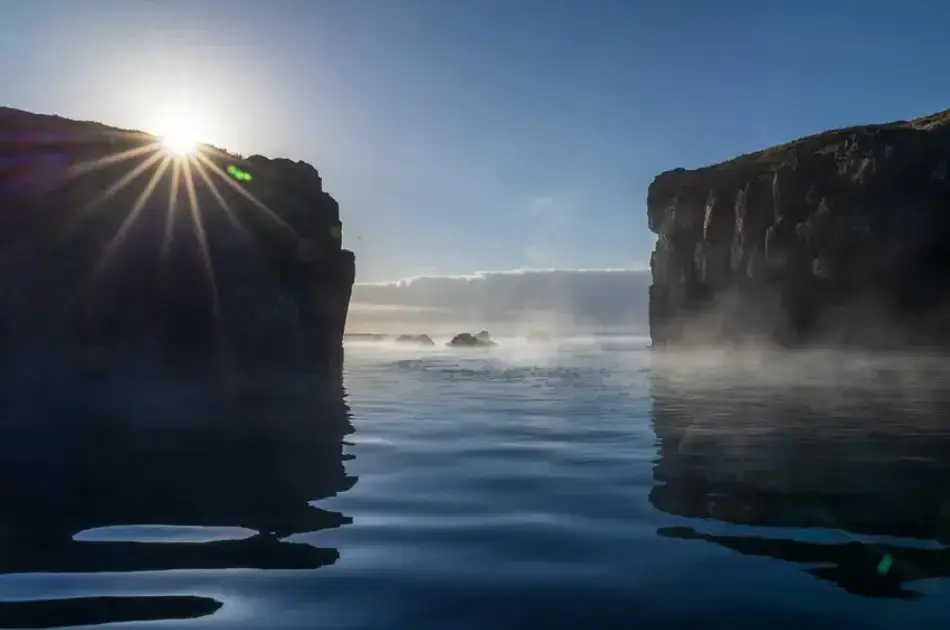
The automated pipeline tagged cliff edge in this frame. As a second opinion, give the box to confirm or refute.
[647,109,950,350]
[0,107,355,375]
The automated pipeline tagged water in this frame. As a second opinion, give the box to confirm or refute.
[2,337,950,628]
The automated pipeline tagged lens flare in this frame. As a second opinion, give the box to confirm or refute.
[227,165,252,181]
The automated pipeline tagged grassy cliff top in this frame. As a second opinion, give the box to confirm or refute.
[664,107,950,179]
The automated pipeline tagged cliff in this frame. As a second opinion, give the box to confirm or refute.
[0,107,355,376]
[647,109,950,349]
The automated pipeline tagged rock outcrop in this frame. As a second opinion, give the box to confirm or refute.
[447,332,496,348]
[647,109,950,350]
[395,334,435,347]
[0,107,355,376]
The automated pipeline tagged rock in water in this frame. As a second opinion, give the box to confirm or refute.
[0,107,355,377]
[395,334,435,347]
[647,108,950,350]
[447,333,496,348]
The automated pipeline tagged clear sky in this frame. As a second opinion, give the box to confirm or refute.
[2,0,950,282]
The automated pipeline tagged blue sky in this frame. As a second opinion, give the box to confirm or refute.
[2,0,950,282]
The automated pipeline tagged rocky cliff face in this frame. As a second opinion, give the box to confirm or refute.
[648,109,950,349]
[0,107,355,376]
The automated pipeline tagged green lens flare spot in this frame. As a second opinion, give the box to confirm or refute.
[876,553,894,576]
[227,165,252,182]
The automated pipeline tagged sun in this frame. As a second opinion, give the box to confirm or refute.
[152,112,204,156]
[145,100,217,158]
[159,124,201,156]
[161,129,198,156]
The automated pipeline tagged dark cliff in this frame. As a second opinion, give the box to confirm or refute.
[0,107,355,375]
[647,109,950,349]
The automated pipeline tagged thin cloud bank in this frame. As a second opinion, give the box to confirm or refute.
[349,268,650,334]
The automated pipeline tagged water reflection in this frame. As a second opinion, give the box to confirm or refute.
[649,354,950,599]
[0,370,356,627]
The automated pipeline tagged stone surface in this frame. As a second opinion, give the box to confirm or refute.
[647,108,950,349]
[0,107,355,375]
[395,334,435,347]
[447,333,496,348]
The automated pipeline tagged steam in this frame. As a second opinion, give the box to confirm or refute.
[648,344,950,420]
[349,268,650,335]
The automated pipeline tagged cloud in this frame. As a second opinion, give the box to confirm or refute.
[350,267,651,333]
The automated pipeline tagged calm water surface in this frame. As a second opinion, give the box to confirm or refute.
[2,337,950,628]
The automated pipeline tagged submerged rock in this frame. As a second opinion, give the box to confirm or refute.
[647,108,950,350]
[447,332,496,348]
[395,334,435,347]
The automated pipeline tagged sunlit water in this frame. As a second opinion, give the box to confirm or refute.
[2,337,950,628]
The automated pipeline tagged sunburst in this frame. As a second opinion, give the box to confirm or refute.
[161,130,199,156]
[20,111,304,329]
[153,110,204,157]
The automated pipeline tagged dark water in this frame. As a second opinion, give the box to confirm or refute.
[2,339,950,628]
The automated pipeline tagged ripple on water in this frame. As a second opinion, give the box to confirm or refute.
[4,341,950,628]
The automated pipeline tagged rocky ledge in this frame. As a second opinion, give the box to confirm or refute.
[648,108,950,350]
[0,107,355,376]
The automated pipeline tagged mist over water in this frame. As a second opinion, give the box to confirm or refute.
[347,268,650,336]
[2,337,950,627]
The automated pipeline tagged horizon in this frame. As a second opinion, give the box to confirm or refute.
[4,0,950,283]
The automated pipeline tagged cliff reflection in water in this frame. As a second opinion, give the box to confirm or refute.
[649,352,950,600]
[0,371,356,628]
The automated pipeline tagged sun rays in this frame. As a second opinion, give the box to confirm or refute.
[36,126,301,319]
[152,109,205,157]
[181,156,221,323]
[161,132,198,156]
